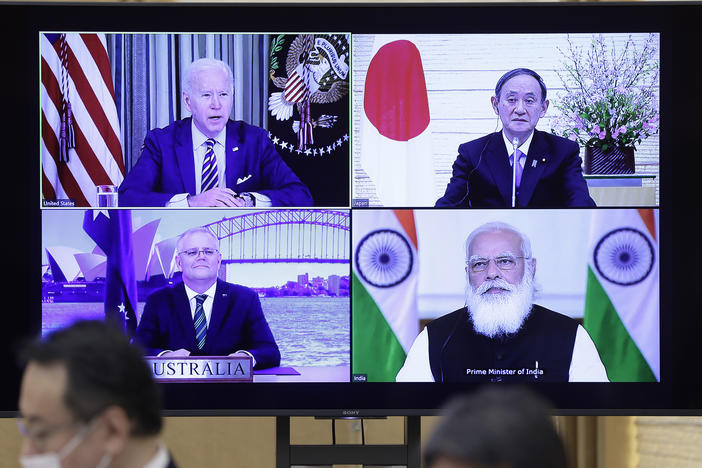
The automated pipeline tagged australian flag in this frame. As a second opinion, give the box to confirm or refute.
[83,210,138,336]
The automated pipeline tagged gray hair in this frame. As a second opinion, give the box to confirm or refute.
[182,58,234,96]
[177,227,219,253]
[464,222,533,262]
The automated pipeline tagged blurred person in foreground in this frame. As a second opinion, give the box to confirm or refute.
[425,386,568,468]
[17,320,176,468]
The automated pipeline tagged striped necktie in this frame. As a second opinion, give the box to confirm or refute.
[193,294,208,350]
[201,138,219,192]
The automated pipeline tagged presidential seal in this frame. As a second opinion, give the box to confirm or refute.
[268,34,349,157]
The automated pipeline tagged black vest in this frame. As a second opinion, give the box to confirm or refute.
[427,305,578,382]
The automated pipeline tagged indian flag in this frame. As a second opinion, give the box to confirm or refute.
[352,210,419,381]
[584,209,659,382]
[360,36,435,206]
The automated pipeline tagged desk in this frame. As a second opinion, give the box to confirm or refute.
[585,174,657,206]
[254,365,350,382]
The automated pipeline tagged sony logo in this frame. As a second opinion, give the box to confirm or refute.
[342,409,360,416]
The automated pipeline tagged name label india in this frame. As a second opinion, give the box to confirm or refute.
[145,356,253,382]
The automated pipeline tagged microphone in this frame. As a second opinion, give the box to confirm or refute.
[511,137,519,208]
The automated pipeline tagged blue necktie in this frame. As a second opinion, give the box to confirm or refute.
[201,139,219,192]
[510,149,525,190]
[194,294,208,350]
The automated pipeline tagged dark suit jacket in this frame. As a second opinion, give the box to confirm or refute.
[435,130,595,207]
[133,280,281,370]
[118,118,313,207]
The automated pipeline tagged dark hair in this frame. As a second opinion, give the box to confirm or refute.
[21,320,162,436]
[495,68,548,103]
[424,386,568,468]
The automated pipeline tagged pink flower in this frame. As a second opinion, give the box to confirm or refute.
[598,130,606,140]
[591,124,601,136]
[568,133,577,141]
[612,128,620,139]
[619,125,627,134]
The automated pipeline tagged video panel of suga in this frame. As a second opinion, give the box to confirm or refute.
[352,33,660,208]
[41,33,350,208]
[42,209,351,383]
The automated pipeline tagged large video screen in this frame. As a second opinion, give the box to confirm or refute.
[4,2,696,415]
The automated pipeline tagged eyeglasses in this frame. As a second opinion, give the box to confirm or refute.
[16,418,78,452]
[179,248,219,258]
[467,255,527,273]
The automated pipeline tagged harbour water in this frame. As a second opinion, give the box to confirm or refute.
[41,296,350,367]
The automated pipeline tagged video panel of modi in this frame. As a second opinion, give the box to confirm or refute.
[351,209,659,383]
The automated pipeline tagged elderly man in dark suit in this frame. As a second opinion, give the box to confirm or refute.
[118,57,313,208]
[134,227,280,370]
[436,68,595,208]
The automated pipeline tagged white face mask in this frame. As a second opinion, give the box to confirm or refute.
[19,424,112,468]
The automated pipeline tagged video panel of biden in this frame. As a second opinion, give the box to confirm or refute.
[40,32,350,209]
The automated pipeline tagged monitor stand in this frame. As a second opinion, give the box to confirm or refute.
[276,415,421,467]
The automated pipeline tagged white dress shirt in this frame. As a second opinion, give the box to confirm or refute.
[500,129,534,169]
[167,121,271,207]
[143,444,171,468]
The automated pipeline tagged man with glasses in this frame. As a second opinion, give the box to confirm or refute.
[18,320,176,468]
[435,68,595,208]
[396,222,607,382]
[134,227,280,369]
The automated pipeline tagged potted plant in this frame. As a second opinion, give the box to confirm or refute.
[551,34,659,174]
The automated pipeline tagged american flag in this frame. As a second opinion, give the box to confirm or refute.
[41,33,125,206]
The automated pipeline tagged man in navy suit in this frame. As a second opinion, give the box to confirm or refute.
[118,58,313,207]
[134,227,280,370]
[436,68,595,208]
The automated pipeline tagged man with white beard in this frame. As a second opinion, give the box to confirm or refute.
[396,222,608,382]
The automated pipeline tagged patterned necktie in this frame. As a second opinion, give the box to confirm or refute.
[510,149,525,190]
[201,138,219,192]
[194,294,208,350]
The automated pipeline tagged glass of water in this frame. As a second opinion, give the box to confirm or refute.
[96,185,118,207]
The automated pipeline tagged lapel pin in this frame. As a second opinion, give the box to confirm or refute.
[532,160,537,168]
[232,146,239,152]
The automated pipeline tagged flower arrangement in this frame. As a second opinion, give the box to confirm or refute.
[551,34,659,152]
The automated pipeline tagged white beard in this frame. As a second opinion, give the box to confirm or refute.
[465,272,535,338]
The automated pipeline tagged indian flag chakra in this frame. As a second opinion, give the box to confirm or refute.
[584,209,659,382]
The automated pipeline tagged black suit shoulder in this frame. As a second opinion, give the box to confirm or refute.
[534,129,580,157]
[217,280,257,298]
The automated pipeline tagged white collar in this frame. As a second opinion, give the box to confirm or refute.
[501,130,535,156]
[183,280,218,301]
[191,120,226,151]
[143,443,170,468]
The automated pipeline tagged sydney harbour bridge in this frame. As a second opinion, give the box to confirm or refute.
[203,210,350,264]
